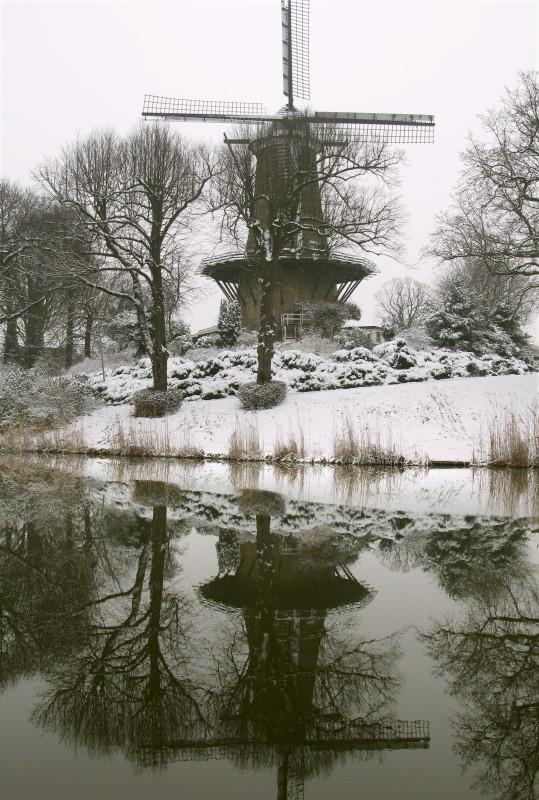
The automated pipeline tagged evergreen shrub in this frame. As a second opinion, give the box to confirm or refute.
[237,380,287,410]
[217,299,242,347]
[132,388,183,418]
[335,329,374,350]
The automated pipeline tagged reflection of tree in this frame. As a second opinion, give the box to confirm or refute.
[0,472,96,690]
[423,579,539,800]
[0,469,433,799]
[35,495,206,768]
[377,516,530,601]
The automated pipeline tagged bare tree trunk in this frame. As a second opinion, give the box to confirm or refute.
[256,258,275,385]
[24,301,46,367]
[150,270,168,392]
[2,263,20,363]
[84,311,93,359]
[3,317,19,363]
[64,290,75,369]
[131,273,152,357]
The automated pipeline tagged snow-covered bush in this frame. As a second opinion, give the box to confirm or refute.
[394,326,434,351]
[374,338,418,369]
[86,338,533,406]
[335,328,375,351]
[280,350,324,372]
[303,301,361,338]
[333,347,380,363]
[217,299,242,347]
[0,365,87,429]
[132,387,183,418]
[195,334,221,348]
[238,380,287,409]
[168,320,192,356]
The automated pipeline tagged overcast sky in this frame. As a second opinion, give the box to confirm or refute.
[1,0,538,333]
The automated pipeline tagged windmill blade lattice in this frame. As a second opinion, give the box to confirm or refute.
[142,95,271,123]
[282,0,310,103]
[312,116,435,144]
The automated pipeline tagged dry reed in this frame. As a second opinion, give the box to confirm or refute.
[332,413,408,466]
[228,417,262,460]
[273,423,306,461]
[483,408,538,468]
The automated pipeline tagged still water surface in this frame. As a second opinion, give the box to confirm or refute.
[0,459,536,800]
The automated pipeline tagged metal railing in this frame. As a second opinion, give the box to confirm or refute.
[281,312,310,327]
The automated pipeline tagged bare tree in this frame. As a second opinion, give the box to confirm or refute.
[0,181,41,361]
[38,125,216,390]
[375,276,433,330]
[211,122,402,383]
[0,185,91,366]
[429,72,539,297]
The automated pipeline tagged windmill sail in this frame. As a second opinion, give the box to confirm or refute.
[311,111,435,144]
[142,95,270,123]
[282,0,310,104]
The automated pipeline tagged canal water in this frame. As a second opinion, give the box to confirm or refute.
[0,458,536,800]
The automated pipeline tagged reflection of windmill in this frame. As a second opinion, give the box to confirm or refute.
[142,0,434,337]
[193,505,430,800]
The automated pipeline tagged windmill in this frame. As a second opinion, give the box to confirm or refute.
[142,0,435,338]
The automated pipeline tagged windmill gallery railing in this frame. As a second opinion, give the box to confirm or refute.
[151,720,430,763]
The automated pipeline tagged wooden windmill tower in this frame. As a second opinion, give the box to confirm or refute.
[142,0,434,338]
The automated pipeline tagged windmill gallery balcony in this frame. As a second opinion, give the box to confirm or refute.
[199,249,377,336]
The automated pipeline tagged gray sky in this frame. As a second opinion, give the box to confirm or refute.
[1,0,538,334]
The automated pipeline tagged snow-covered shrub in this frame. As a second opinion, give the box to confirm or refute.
[238,380,287,409]
[279,350,324,372]
[374,338,418,369]
[303,301,361,338]
[428,362,452,380]
[168,320,192,356]
[169,360,195,381]
[86,336,533,407]
[333,347,380,364]
[132,388,183,418]
[200,380,230,400]
[217,299,242,346]
[0,365,87,429]
[335,328,374,351]
[395,326,434,351]
[195,334,221,348]
[224,350,258,369]
[290,372,334,392]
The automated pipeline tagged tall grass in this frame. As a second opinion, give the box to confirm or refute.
[273,425,306,461]
[228,417,262,460]
[484,408,538,468]
[0,422,87,453]
[332,413,408,466]
[110,418,204,459]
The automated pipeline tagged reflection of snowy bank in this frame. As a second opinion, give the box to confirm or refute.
[5,453,536,518]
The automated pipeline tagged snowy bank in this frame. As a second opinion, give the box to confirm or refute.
[53,373,536,464]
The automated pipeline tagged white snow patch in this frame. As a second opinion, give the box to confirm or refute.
[65,373,537,464]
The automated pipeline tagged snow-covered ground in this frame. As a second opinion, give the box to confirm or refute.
[63,373,536,464]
